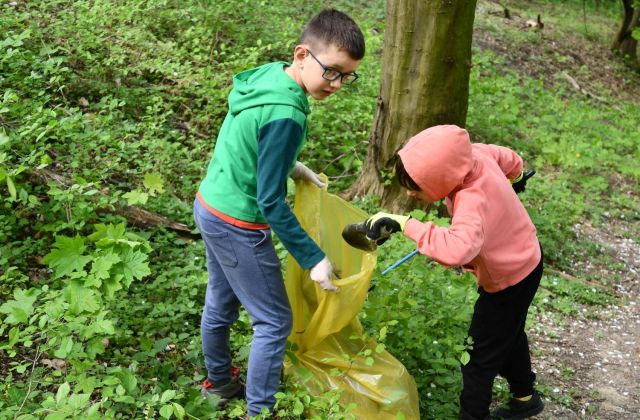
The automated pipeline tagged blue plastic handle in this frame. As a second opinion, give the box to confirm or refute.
[381,248,419,275]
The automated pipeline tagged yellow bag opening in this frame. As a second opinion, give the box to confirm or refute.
[284,178,420,419]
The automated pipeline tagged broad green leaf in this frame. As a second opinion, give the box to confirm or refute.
[102,376,120,386]
[89,223,126,242]
[172,403,185,420]
[123,189,148,205]
[90,223,141,248]
[84,274,102,288]
[68,393,91,410]
[159,404,173,419]
[63,282,100,315]
[54,336,74,359]
[293,400,304,415]
[87,402,101,416]
[103,275,124,299]
[143,172,164,195]
[6,176,16,200]
[460,351,471,366]
[56,382,70,405]
[8,327,20,347]
[117,370,138,395]
[86,338,107,359]
[96,319,115,335]
[0,288,39,324]
[113,248,150,287]
[90,252,121,280]
[45,412,69,420]
[43,235,92,279]
[160,389,176,403]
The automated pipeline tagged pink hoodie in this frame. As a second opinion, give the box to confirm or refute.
[399,125,541,292]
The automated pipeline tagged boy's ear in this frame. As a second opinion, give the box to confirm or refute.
[292,45,308,67]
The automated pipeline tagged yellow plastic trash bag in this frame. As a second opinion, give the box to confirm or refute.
[284,178,420,419]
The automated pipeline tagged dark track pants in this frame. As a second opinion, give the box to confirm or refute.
[460,253,543,420]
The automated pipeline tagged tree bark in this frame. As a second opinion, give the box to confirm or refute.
[612,0,640,69]
[345,0,478,212]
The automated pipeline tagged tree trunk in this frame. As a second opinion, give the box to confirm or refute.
[345,0,478,212]
[612,0,640,69]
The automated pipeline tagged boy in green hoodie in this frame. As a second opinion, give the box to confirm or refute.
[193,9,365,418]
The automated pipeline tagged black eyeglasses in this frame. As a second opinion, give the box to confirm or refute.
[306,49,359,85]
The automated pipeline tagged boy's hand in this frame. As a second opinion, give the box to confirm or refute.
[290,161,325,188]
[510,169,536,194]
[364,212,410,243]
[310,256,338,291]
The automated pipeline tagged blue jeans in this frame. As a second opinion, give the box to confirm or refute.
[193,199,293,416]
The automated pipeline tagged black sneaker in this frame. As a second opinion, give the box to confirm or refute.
[201,367,245,405]
[491,392,544,419]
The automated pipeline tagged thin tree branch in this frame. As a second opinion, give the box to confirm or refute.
[13,345,41,420]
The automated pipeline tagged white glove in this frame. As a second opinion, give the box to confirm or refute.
[309,256,338,291]
[290,161,325,188]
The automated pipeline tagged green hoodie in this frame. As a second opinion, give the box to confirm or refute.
[198,62,324,269]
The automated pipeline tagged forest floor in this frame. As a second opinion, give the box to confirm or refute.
[474,3,640,419]
[529,219,640,419]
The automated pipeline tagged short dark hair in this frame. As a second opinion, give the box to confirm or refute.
[301,9,365,60]
[395,155,420,191]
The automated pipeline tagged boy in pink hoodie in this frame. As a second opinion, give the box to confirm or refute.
[364,125,544,420]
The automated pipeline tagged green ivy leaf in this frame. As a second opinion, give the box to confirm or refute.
[460,351,471,366]
[43,235,92,279]
[143,172,164,195]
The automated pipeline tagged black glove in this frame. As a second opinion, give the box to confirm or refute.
[364,212,410,245]
[511,169,536,194]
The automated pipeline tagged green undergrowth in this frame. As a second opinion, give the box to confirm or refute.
[1,0,637,418]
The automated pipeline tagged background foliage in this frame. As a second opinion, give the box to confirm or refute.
[1,0,638,419]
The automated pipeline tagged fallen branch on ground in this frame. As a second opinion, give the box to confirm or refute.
[560,72,609,103]
[28,168,199,239]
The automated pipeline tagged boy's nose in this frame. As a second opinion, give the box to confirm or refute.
[330,77,343,89]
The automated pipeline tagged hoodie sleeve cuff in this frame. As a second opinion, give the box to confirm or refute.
[403,218,424,240]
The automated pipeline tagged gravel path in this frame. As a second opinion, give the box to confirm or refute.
[529,222,640,419]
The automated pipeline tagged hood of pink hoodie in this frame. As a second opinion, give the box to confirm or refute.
[398,125,473,201]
